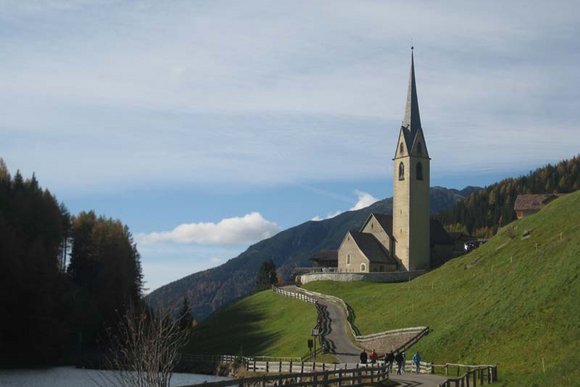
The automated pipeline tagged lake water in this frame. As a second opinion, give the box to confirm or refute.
[0,366,231,386]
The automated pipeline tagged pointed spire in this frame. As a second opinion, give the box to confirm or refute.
[402,47,422,133]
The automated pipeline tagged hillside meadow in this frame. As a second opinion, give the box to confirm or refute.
[306,190,580,386]
[187,290,317,358]
[188,191,579,386]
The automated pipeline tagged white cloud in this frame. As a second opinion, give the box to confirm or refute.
[137,212,280,245]
[1,1,579,195]
[350,190,379,211]
[312,190,379,221]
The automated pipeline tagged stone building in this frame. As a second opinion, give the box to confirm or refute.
[337,49,448,274]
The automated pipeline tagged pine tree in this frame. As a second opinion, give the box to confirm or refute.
[255,259,277,291]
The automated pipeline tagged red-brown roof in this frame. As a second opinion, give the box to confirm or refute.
[514,194,562,211]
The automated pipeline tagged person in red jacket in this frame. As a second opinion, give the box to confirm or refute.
[369,349,379,364]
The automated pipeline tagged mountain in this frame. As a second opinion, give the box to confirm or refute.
[146,186,475,321]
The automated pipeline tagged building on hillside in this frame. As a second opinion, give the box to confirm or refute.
[336,213,452,273]
[514,194,563,219]
[310,250,338,268]
[335,48,448,274]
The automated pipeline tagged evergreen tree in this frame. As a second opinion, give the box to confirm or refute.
[68,212,143,349]
[255,259,277,291]
[178,296,193,330]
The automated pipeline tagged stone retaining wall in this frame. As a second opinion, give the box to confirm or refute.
[298,270,426,285]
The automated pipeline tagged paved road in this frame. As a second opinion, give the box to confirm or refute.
[283,286,447,386]
[316,298,361,363]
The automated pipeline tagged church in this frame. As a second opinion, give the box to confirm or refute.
[337,50,452,274]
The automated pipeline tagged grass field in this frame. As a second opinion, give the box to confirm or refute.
[187,289,318,358]
[188,191,579,385]
[305,191,580,386]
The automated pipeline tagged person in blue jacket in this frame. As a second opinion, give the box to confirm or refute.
[412,352,421,374]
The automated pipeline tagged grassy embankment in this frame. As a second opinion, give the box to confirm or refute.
[188,191,579,385]
[305,190,580,386]
[187,290,318,359]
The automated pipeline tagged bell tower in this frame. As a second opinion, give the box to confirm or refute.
[392,48,431,271]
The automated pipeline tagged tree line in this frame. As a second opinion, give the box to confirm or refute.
[0,160,151,367]
[437,155,580,237]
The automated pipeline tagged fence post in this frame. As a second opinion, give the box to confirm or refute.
[279,360,282,373]
[266,360,269,373]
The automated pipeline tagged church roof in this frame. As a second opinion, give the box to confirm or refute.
[362,212,452,245]
[400,48,423,151]
[349,231,395,264]
[310,250,338,262]
[362,213,393,235]
[514,194,563,211]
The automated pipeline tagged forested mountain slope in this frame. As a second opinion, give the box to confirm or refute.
[438,155,579,237]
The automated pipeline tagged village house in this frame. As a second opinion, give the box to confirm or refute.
[514,193,564,219]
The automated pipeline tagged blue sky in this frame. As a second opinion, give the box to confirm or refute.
[1,1,579,292]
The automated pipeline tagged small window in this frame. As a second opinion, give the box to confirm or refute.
[416,162,423,180]
[398,162,405,180]
[347,254,351,264]
[399,142,404,154]
[417,142,422,154]
[360,263,366,272]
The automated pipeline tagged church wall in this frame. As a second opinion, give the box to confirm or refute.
[393,152,411,270]
[408,156,430,270]
[337,234,370,273]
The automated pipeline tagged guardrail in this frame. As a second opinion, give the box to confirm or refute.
[434,363,498,386]
[272,285,318,304]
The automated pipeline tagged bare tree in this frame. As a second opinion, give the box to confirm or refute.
[102,304,188,387]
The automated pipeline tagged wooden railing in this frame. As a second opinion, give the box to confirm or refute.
[272,285,318,304]
[434,363,498,386]
[186,364,389,386]
[275,286,429,353]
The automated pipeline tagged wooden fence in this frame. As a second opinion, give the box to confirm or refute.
[274,286,429,354]
[272,285,318,304]
[186,364,389,387]
[434,363,498,386]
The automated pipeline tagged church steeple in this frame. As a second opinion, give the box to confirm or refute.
[402,47,422,135]
[392,47,430,272]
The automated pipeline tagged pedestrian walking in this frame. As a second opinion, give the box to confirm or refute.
[395,351,404,375]
[370,349,378,364]
[385,350,395,373]
[360,350,368,365]
[412,351,422,374]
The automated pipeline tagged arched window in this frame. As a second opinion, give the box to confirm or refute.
[360,263,366,272]
[399,142,404,154]
[416,162,423,180]
[398,162,405,180]
[417,142,422,154]
[347,254,351,265]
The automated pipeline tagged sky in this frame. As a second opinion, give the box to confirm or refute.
[1,1,579,292]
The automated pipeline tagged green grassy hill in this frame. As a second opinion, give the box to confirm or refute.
[188,191,579,385]
[306,190,580,386]
[187,290,317,358]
